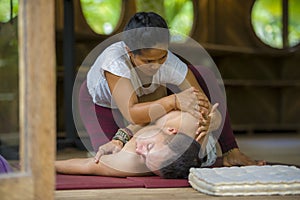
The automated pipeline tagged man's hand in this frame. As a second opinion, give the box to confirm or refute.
[195,103,219,143]
[94,140,124,163]
[207,103,221,132]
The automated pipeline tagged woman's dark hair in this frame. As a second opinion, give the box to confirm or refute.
[123,12,170,54]
[158,133,202,179]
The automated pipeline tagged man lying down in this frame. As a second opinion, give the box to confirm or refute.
[55,104,264,179]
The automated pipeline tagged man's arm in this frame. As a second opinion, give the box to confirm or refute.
[55,157,147,177]
[55,158,101,175]
[55,141,153,177]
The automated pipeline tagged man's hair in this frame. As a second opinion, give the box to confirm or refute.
[123,12,170,55]
[158,133,202,179]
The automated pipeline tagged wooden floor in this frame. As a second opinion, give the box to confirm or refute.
[55,133,300,200]
[55,188,300,200]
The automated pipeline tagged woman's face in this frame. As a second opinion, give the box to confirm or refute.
[129,48,168,76]
[135,126,177,172]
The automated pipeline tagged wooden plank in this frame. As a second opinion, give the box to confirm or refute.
[0,0,56,199]
[223,80,300,87]
[55,188,300,200]
[21,0,56,199]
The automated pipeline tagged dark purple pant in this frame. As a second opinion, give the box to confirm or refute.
[79,80,125,150]
[79,66,238,152]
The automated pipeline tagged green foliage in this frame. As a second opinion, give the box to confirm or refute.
[252,0,283,48]
[136,0,165,16]
[81,0,194,39]
[0,0,18,23]
[289,0,300,46]
[136,0,194,41]
[252,0,300,48]
[164,0,193,39]
[80,0,122,35]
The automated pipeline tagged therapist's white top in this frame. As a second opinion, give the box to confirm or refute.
[87,41,188,108]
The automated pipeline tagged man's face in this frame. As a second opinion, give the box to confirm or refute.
[129,47,168,76]
[135,125,177,173]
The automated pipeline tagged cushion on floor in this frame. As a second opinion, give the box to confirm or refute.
[188,165,300,196]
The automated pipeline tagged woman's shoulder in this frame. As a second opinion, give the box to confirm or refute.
[101,41,127,60]
[96,42,130,70]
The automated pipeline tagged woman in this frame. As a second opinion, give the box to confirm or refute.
[80,11,264,167]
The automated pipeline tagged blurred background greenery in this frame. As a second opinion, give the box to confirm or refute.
[252,0,300,48]
[0,0,299,48]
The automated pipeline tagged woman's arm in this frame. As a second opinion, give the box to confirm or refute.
[105,71,175,124]
[105,71,199,124]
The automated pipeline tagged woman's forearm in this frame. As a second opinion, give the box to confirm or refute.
[127,94,175,124]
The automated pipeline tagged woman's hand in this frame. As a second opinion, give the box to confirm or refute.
[94,140,124,163]
[175,87,210,119]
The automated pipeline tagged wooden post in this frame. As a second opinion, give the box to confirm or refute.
[0,0,56,199]
[63,0,76,147]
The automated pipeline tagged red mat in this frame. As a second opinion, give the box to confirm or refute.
[55,174,144,190]
[56,174,189,190]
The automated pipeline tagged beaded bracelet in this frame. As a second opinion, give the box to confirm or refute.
[121,127,134,138]
[112,128,132,145]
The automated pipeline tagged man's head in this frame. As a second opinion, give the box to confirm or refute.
[157,133,202,179]
[135,126,202,179]
[135,125,177,172]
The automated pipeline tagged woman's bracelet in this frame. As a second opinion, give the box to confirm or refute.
[121,127,134,138]
[112,128,133,145]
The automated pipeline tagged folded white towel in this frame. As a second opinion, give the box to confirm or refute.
[188,165,300,196]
